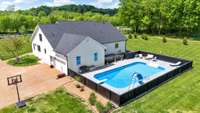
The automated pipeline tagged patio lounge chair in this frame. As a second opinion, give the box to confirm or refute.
[170,61,182,66]
[145,54,154,60]
[152,56,157,62]
[138,54,143,59]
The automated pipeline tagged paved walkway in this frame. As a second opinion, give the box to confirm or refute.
[0,60,108,110]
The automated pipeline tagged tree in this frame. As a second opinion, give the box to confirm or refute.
[3,37,24,62]
[0,16,12,32]
[118,0,200,35]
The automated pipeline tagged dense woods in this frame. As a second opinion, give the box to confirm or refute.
[119,0,200,35]
[1,1,200,37]
[0,5,119,34]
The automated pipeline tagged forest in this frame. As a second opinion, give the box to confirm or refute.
[0,4,119,34]
[119,0,200,36]
[1,1,200,36]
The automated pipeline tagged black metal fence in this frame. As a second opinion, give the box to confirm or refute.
[69,51,193,106]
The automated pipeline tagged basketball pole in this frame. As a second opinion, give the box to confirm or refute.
[15,82,21,103]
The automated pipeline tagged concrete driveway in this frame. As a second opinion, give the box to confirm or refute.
[0,60,72,109]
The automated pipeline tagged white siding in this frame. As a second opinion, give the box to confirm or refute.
[67,37,105,73]
[104,41,126,55]
[54,53,68,74]
[32,27,68,75]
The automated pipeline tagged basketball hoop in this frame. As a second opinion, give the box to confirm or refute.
[7,75,26,108]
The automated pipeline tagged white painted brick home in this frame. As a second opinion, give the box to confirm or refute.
[32,21,126,74]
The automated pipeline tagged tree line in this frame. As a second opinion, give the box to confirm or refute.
[0,10,120,34]
[21,5,117,16]
[119,0,200,35]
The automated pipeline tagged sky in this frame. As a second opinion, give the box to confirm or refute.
[0,0,120,11]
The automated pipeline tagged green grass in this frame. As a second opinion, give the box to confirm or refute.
[7,55,39,66]
[0,36,32,60]
[0,88,92,113]
[116,35,200,113]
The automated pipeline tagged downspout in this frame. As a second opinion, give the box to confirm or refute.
[66,55,69,76]
[125,39,128,52]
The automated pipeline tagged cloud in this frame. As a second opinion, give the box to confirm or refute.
[92,0,119,9]
[97,0,113,4]
[0,1,13,10]
[53,0,74,6]
[0,0,119,11]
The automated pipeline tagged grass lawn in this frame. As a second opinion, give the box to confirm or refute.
[0,36,32,60]
[0,88,92,113]
[116,35,200,113]
[7,55,39,66]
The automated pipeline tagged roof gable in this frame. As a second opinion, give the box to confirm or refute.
[55,33,86,55]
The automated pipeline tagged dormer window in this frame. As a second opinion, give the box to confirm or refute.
[39,34,42,42]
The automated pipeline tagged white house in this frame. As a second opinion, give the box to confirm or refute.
[32,21,126,74]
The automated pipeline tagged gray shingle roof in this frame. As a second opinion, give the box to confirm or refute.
[55,33,86,55]
[38,21,126,49]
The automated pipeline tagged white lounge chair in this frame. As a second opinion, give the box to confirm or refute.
[152,56,157,62]
[170,61,182,66]
[145,54,154,60]
[138,54,143,59]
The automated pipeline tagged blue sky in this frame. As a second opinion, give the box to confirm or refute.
[0,0,120,10]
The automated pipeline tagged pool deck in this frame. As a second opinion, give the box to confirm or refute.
[82,58,180,95]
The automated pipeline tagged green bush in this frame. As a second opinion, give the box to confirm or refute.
[89,93,97,105]
[96,102,107,113]
[105,102,113,112]
[95,101,113,113]
[141,34,148,40]
[162,37,167,43]
[183,38,188,45]
[74,76,81,82]
[134,33,138,38]
[128,34,132,39]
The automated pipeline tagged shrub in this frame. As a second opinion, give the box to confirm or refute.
[76,84,81,88]
[128,34,132,39]
[162,37,167,43]
[183,38,188,45]
[74,76,81,82]
[96,102,107,113]
[95,101,113,113]
[80,86,84,92]
[89,93,96,105]
[134,33,138,38]
[141,34,148,40]
[105,102,113,112]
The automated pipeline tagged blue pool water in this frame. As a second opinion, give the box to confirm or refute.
[94,62,165,88]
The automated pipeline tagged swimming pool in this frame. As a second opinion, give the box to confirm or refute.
[94,62,165,88]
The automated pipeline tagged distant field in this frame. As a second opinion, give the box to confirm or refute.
[0,88,92,113]
[0,36,32,60]
[116,35,200,113]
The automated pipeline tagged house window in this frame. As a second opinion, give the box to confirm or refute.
[94,52,98,61]
[115,42,119,49]
[44,49,46,54]
[39,34,42,42]
[37,45,41,52]
[76,56,81,65]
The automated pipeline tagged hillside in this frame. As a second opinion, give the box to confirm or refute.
[19,5,117,16]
